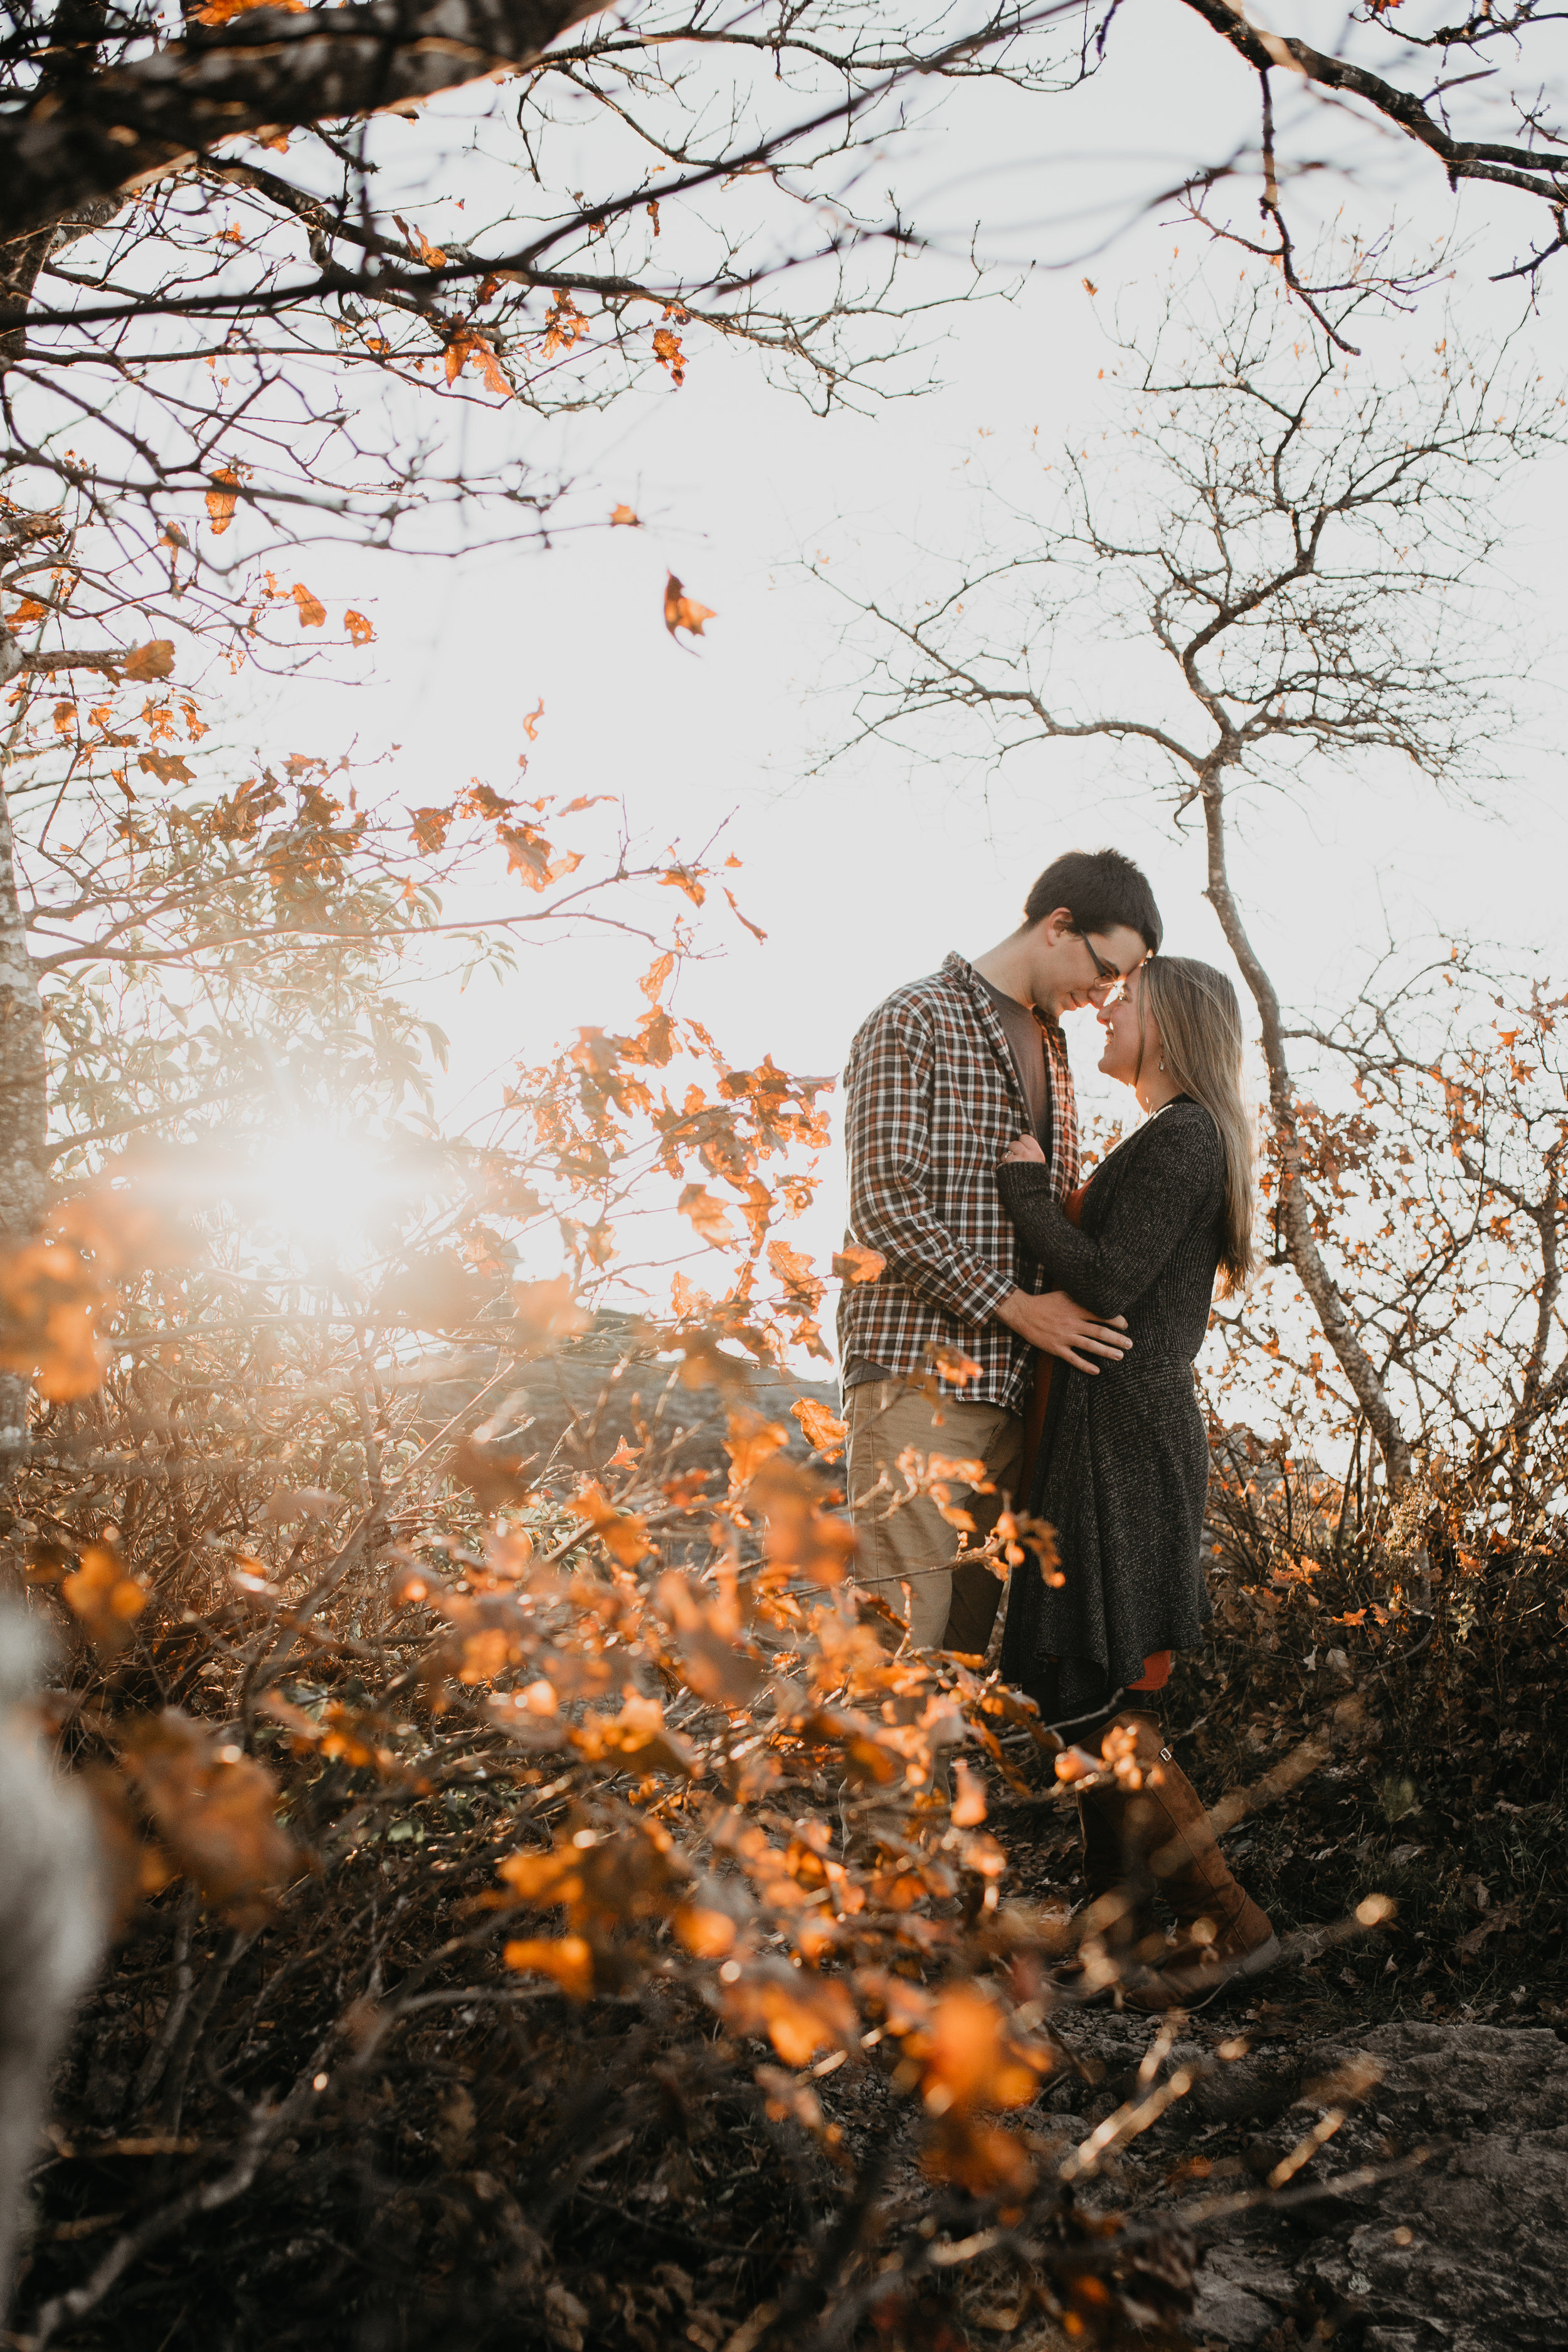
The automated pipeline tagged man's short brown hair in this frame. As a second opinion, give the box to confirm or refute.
[1023,847,1162,955]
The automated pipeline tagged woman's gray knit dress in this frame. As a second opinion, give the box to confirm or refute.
[997,1099,1224,1724]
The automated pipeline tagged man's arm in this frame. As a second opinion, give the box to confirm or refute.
[844,1001,1015,1325]
[845,1004,1130,1372]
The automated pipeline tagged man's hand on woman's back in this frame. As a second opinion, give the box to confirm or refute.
[997,1286,1132,1374]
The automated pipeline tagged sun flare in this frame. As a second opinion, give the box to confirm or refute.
[246,1130,402,1253]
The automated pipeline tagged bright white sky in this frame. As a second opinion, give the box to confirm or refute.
[211,0,1568,1340]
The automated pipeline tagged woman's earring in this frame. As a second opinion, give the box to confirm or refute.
[1158,1059,1165,1073]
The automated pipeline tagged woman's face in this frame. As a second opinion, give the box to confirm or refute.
[1096,972,1160,1090]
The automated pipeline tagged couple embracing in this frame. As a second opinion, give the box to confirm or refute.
[837,848,1277,2011]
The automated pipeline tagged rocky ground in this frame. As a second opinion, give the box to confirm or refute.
[1066,2010,1567,2351]
[807,1993,1568,2352]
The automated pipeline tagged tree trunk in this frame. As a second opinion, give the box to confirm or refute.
[1199,761,1416,1492]
[0,750,48,1471]
[0,31,107,1470]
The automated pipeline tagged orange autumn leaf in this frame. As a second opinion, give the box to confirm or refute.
[345,610,374,646]
[393,213,447,268]
[791,1397,847,1461]
[496,1845,584,1907]
[639,950,675,1004]
[193,0,302,19]
[746,1456,857,1587]
[62,1540,149,1652]
[755,2065,830,2136]
[724,1410,789,1490]
[447,1434,532,1515]
[659,862,707,906]
[627,1006,675,1068]
[950,1759,988,1827]
[767,1240,824,1311]
[120,1711,298,1927]
[570,1481,650,1567]
[497,1818,688,1931]
[930,1342,983,1387]
[52,1178,201,1279]
[910,1983,1047,2115]
[510,1274,593,1345]
[499,824,551,887]
[610,503,639,526]
[122,640,174,682]
[654,1574,764,1708]
[503,1934,594,1999]
[205,468,241,534]
[522,698,544,741]
[137,750,194,786]
[924,2114,1036,2198]
[497,822,579,891]
[678,1183,736,1248]
[724,886,766,943]
[652,324,686,385]
[408,804,450,854]
[664,573,715,646]
[541,290,588,356]
[920,1453,992,1491]
[443,326,510,398]
[719,1963,856,2068]
[291,583,326,629]
[5,595,47,626]
[673,1902,737,1957]
[571,1693,699,1776]
[833,1245,886,1285]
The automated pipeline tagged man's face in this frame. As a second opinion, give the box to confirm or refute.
[1029,911,1150,1016]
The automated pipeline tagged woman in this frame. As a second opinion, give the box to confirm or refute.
[995,955,1276,2009]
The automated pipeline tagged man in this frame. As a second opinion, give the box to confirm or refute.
[838,848,1161,1655]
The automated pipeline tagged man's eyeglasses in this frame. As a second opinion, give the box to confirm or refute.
[1080,933,1125,995]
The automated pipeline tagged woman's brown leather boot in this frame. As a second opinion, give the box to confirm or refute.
[1103,1715,1279,2011]
[1049,1781,1165,1996]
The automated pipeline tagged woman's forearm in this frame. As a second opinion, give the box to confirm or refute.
[997,1113,1221,1319]
[997,1170,1116,1309]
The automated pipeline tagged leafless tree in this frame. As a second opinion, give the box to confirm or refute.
[1278,943,1568,1485]
[1172,0,1568,302]
[813,262,1564,1490]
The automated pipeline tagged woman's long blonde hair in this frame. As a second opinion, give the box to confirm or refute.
[1136,956,1256,1294]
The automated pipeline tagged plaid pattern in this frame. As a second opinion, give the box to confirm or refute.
[838,952,1079,1412]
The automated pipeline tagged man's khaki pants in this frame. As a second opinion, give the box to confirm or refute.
[844,1381,1025,1655]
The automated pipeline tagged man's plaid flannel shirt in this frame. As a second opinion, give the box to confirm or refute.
[837,952,1080,1416]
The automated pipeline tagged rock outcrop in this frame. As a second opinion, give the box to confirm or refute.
[416,1312,844,1490]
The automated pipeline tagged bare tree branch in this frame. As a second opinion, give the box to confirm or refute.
[0,0,603,243]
